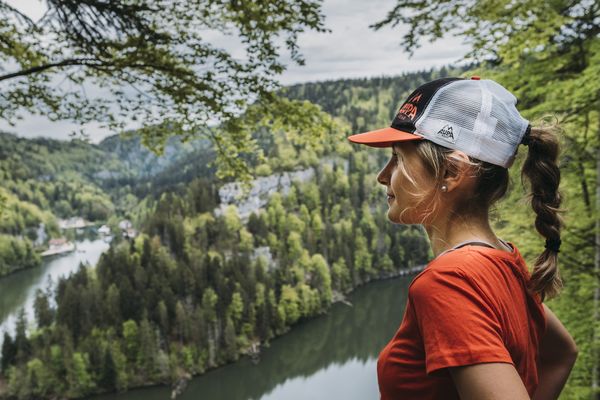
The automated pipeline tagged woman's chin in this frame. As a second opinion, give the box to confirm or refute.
[386,207,404,224]
[387,206,420,225]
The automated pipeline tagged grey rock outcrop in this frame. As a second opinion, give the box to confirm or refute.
[214,168,315,222]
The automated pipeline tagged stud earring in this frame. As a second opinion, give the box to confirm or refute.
[441,185,448,192]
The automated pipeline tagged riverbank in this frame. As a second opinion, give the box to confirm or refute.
[0,226,103,279]
[0,239,111,349]
[40,239,76,257]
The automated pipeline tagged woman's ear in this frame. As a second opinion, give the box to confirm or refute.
[442,151,473,193]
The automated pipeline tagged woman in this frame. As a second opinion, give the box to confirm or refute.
[347,77,578,400]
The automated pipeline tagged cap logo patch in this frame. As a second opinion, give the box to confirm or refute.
[396,92,422,121]
[436,124,456,143]
[397,103,417,120]
[408,93,422,103]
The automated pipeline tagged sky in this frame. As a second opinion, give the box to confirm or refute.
[2,0,470,143]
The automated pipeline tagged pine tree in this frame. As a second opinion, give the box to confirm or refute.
[99,348,117,391]
[1,332,16,373]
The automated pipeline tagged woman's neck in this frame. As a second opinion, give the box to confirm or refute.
[424,212,507,257]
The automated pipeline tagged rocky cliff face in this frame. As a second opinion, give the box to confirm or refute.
[214,157,348,271]
[214,169,317,272]
[214,157,349,221]
[214,168,315,221]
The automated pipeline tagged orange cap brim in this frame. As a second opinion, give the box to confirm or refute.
[347,127,424,148]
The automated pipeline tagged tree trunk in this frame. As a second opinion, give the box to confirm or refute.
[593,112,600,399]
[580,112,592,216]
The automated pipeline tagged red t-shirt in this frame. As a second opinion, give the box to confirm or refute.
[377,242,546,399]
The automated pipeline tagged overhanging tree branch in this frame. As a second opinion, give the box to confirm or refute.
[0,58,101,82]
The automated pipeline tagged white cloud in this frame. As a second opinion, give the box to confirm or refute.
[6,0,45,21]
[278,0,470,84]
[0,117,110,143]
[1,0,470,142]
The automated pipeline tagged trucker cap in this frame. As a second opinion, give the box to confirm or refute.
[347,76,530,168]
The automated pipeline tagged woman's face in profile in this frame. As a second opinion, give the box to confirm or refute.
[376,141,434,224]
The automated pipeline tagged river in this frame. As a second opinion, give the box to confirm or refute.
[94,276,414,400]
[0,237,110,339]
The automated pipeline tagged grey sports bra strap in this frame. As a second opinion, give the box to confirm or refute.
[451,240,496,251]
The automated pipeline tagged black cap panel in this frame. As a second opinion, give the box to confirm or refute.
[391,77,463,133]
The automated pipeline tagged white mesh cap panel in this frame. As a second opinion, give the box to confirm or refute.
[425,80,481,131]
[479,80,528,168]
[414,79,529,168]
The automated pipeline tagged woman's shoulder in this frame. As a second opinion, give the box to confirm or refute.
[409,247,535,320]
[411,247,480,279]
[408,255,472,297]
[408,247,519,297]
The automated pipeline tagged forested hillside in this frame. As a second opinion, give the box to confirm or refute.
[0,133,113,276]
[0,132,213,277]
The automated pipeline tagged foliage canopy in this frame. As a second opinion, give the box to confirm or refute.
[0,0,334,182]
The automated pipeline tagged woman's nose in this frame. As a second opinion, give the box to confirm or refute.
[377,165,389,186]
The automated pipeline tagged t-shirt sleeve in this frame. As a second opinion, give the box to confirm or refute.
[409,267,514,375]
